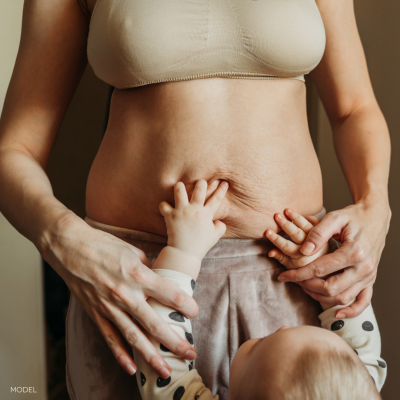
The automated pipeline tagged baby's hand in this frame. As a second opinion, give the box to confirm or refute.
[159,179,229,261]
[265,209,330,269]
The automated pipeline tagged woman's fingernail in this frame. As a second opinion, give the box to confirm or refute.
[126,363,136,375]
[158,366,171,378]
[184,349,196,360]
[222,181,229,187]
[302,242,315,255]
[276,214,282,220]
[336,313,346,319]
[278,275,288,282]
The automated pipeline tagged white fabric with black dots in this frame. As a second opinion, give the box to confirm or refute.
[134,269,218,400]
[319,302,387,392]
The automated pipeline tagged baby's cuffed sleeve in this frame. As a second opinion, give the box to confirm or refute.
[134,269,218,400]
[318,303,387,392]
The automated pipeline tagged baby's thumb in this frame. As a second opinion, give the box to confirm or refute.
[214,220,227,238]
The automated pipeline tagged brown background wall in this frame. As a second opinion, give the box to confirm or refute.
[43,0,400,398]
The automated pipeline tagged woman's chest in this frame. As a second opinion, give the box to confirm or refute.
[86,0,326,88]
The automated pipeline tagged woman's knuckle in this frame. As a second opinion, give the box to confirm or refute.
[325,284,338,297]
[135,248,147,260]
[362,263,375,276]
[126,330,140,347]
[148,319,165,337]
[313,264,326,278]
[129,300,141,315]
[336,293,350,306]
[310,226,325,241]
[351,309,361,317]
[327,211,340,222]
[147,353,162,368]
[110,283,128,302]
[104,334,117,347]
[174,340,188,355]
[130,267,147,284]
[173,291,187,308]
[351,243,367,264]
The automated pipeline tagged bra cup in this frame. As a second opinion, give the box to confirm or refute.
[230,0,326,74]
[88,0,209,86]
[87,0,137,88]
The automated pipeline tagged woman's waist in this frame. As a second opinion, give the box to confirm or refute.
[85,204,326,275]
[86,165,323,239]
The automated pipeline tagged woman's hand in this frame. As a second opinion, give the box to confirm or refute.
[277,201,391,319]
[43,215,199,379]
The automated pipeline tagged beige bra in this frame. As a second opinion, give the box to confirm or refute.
[86,0,326,89]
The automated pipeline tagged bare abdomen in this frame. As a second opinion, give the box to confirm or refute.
[86,78,323,238]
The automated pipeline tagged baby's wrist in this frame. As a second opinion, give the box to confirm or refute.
[166,245,202,265]
[152,245,202,280]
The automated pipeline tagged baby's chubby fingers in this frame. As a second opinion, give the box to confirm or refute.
[284,209,318,235]
[174,182,189,208]
[268,249,295,269]
[265,229,301,257]
[205,181,229,215]
[190,179,208,206]
[304,215,321,226]
[274,213,307,244]
[213,220,227,239]
[159,201,174,217]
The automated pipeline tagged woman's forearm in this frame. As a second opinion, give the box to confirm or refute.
[0,146,79,255]
[0,145,198,375]
[332,104,391,208]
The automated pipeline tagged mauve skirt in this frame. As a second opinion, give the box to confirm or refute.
[66,208,327,400]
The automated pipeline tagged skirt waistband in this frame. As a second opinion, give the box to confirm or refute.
[84,207,326,261]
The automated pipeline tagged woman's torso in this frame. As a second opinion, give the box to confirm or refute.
[84,0,324,239]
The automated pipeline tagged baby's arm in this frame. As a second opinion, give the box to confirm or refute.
[134,179,229,400]
[318,302,387,391]
[267,209,387,391]
[151,179,228,279]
